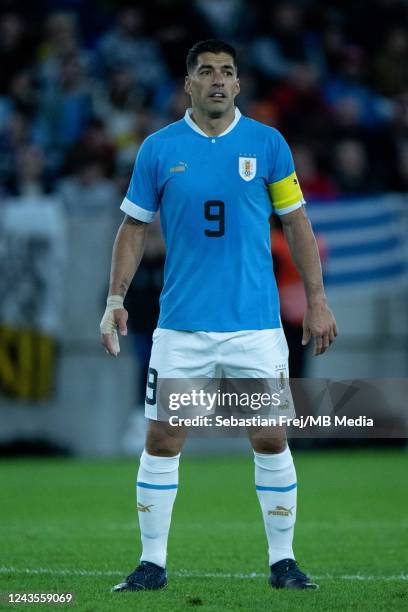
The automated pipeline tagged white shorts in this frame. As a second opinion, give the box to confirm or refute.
[145,328,290,421]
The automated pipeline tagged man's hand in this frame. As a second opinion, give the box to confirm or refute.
[302,301,338,356]
[100,295,128,357]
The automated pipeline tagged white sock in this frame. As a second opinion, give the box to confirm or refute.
[137,450,180,568]
[254,446,297,566]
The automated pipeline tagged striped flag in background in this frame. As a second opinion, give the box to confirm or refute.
[307,194,408,291]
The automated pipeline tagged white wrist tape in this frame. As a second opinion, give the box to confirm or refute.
[100,295,124,353]
[106,295,124,312]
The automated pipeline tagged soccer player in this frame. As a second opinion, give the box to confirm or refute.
[100,39,337,593]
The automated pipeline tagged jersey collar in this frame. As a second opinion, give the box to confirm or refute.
[184,107,241,137]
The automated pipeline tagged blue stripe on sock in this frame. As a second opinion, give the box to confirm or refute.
[137,481,178,490]
[255,483,297,492]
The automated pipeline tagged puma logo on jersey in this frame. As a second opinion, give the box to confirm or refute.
[170,161,188,173]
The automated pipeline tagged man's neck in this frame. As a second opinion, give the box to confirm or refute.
[189,106,236,136]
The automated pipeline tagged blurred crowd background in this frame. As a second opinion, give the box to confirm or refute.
[1,0,408,199]
[0,0,407,456]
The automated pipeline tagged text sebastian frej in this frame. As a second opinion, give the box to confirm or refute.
[168,415,374,428]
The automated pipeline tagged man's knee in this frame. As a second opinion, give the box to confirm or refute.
[251,438,287,453]
[145,420,187,456]
[248,426,287,454]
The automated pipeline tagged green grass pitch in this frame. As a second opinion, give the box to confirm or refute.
[1,449,407,611]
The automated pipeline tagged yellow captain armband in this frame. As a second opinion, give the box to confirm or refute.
[268,171,304,215]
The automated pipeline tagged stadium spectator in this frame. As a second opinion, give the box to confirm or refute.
[6,71,39,120]
[372,27,408,97]
[149,4,212,80]
[36,11,95,89]
[0,111,31,193]
[0,12,36,95]
[292,144,338,200]
[333,139,379,195]
[57,153,118,213]
[193,0,255,43]
[9,144,52,196]
[324,45,395,130]
[157,79,190,122]
[92,66,146,152]
[34,52,93,172]
[270,62,331,140]
[97,6,168,95]
[62,117,116,178]
[251,1,322,80]
[247,98,280,128]
[319,19,348,77]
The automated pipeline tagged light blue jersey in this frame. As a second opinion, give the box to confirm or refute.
[121,108,304,332]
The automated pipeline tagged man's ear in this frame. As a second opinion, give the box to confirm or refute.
[235,78,240,96]
[184,75,192,95]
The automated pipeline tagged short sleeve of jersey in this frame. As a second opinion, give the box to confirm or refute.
[267,130,305,216]
[120,137,159,223]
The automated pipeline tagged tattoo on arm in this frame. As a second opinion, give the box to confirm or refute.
[118,278,130,298]
[110,216,146,297]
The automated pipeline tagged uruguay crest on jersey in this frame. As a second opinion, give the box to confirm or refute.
[239,156,257,182]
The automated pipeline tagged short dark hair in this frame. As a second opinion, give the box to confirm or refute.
[186,39,237,74]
